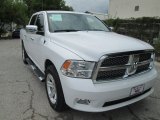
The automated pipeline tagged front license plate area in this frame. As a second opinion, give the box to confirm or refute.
[130,84,144,96]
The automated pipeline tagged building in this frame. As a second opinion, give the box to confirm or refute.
[108,0,160,19]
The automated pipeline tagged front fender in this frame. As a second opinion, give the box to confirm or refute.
[42,39,83,74]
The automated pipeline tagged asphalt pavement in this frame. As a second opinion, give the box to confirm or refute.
[0,39,159,120]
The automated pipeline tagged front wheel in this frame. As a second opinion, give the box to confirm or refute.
[45,65,67,112]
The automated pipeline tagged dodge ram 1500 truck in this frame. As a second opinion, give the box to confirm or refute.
[20,11,157,112]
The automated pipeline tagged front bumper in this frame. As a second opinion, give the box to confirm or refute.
[59,68,157,112]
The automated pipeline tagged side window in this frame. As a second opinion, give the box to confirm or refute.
[35,14,44,32]
[30,15,37,25]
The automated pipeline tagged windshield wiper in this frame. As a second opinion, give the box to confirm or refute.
[86,29,108,32]
[54,29,80,32]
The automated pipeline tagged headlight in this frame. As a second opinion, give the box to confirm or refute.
[61,60,95,78]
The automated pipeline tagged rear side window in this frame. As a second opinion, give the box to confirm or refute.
[35,14,44,32]
[30,15,37,25]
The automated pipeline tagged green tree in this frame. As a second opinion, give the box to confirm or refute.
[0,0,73,37]
[0,0,28,36]
[9,0,28,25]
[24,0,73,16]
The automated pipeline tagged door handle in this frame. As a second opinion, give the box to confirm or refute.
[30,38,34,41]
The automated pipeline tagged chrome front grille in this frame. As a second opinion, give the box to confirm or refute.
[94,50,154,82]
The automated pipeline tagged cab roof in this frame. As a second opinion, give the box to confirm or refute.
[34,11,91,16]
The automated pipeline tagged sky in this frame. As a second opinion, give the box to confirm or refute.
[64,0,109,14]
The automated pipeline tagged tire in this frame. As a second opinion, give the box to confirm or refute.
[22,42,28,64]
[45,65,67,112]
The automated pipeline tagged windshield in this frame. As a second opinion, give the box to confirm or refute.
[47,13,110,32]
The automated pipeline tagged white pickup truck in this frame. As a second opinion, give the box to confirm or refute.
[20,11,157,112]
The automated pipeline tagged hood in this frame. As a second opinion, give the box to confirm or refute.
[50,31,153,61]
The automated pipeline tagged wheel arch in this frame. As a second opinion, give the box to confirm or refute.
[44,59,58,74]
[44,59,67,111]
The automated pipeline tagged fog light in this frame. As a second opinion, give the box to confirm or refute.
[76,98,91,105]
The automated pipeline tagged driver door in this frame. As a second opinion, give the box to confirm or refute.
[31,14,46,71]
[24,14,38,61]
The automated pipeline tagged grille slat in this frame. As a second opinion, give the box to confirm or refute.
[136,63,150,74]
[97,69,126,81]
[101,56,129,67]
[139,53,151,62]
[96,51,153,81]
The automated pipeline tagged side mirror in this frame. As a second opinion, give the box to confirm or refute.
[26,25,37,34]
[109,27,114,31]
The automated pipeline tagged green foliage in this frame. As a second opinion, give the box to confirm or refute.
[155,42,160,53]
[0,0,73,37]
[0,0,28,36]
[24,0,73,16]
[104,17,160,27]
[104,17,160,56]
[154,37,160,53]
[104,17,160,44]
[0,0,73,25]
[0,0,28,25]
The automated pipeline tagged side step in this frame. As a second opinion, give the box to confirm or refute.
[26,58,45,82]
